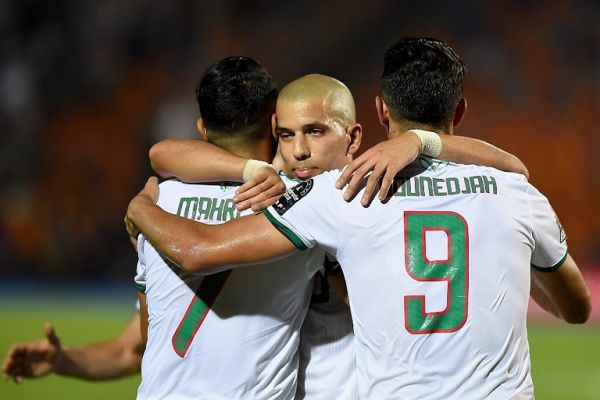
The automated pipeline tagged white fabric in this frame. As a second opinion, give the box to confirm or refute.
[266,158,567,399]
[272,172,358,400]
[135,179,323,400]
[296,271,357,400]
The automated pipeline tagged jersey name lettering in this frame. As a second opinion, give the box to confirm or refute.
[393,175,497,198]
[176,197,241,222]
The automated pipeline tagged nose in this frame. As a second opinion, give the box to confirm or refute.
[293,134,310,161]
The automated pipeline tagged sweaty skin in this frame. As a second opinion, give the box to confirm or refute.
[274,74,361,180]
[277,74,356,128]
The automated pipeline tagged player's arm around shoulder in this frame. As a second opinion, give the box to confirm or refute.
[336,130,529,206]
[165,212,299,273]
[436,134,529,178]
[149,138,247,182]
[127,178,297,272]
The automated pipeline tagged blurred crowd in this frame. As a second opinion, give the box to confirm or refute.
[0,0,597,281]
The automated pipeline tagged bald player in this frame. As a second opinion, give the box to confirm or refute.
[126,38,590,399]
[268,74,359,399]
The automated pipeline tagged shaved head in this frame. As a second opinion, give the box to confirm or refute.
[278,74,356,127]
[273,74,362,180]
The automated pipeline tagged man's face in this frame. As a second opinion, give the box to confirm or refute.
[274,97,351,180]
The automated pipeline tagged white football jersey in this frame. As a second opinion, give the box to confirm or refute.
[265,158,567,400]
[296,271,357,400]
[278,173,358,400]
[135,179,324,400]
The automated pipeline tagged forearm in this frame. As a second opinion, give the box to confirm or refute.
[128,196,210,271]
[54,341,141,380]
[438,136,529,178]
[530,271,561,318]
[150,139,247,182]
[128,195,295,272]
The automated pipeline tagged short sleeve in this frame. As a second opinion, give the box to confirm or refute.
[134,235,148,293]
[528,185,568,271]
[263,172,341,255]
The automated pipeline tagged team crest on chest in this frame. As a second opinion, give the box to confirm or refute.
[272,179,313,215]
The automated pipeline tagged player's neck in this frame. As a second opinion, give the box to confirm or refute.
[388,120,451,138]
[224,135,273,162]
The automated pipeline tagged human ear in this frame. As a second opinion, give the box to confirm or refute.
[346,123,362,156]
[375,96,390,129]
[196,118,208,141]
[271,113,278,140]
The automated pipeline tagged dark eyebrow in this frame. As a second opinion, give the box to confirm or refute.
[303,122,329,131]
[276,122,329,133]
[275,126,293,136]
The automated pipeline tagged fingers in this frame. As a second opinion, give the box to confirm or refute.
[2,346,25,383]
[378,168,396,202]
[250,195,282,212]
[234,180,268,203]
[360,163,387,206]
[335,157,366,190]
[2,346,14,379]
[343,157,377,202]
[234,172,286,211]
[134,176,160,204]
[235,185,283,211]
[338,134,422,203]
[44,323,60,348]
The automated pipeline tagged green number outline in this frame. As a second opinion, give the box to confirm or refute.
[404,211,469,334]
[171,271,231,357]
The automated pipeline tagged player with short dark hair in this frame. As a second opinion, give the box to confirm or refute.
[126,37,590,399]
[195,56,277,142]
[132,56,332,400]
[381,37,466,129]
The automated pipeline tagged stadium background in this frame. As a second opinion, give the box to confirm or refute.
[0,0,598,399]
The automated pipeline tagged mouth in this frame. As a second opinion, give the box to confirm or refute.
[293,167,317,179]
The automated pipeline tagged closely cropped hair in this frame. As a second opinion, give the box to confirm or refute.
[382,37,466,129]
[196,56,277,136]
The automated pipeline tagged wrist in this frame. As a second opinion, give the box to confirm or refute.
[409,129,442,158]
[406,131,423,157]
[242,160,274,181]
[52,348,69,375]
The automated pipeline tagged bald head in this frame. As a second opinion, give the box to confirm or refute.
[278,74,356,127]
[273,73,362,180]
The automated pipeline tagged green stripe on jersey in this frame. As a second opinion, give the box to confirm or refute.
[172,271,231,356]
[531,250,568,272]
[136,284,146,293]
[263,209,308,250]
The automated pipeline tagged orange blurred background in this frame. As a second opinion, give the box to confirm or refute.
[0,0,597,282]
